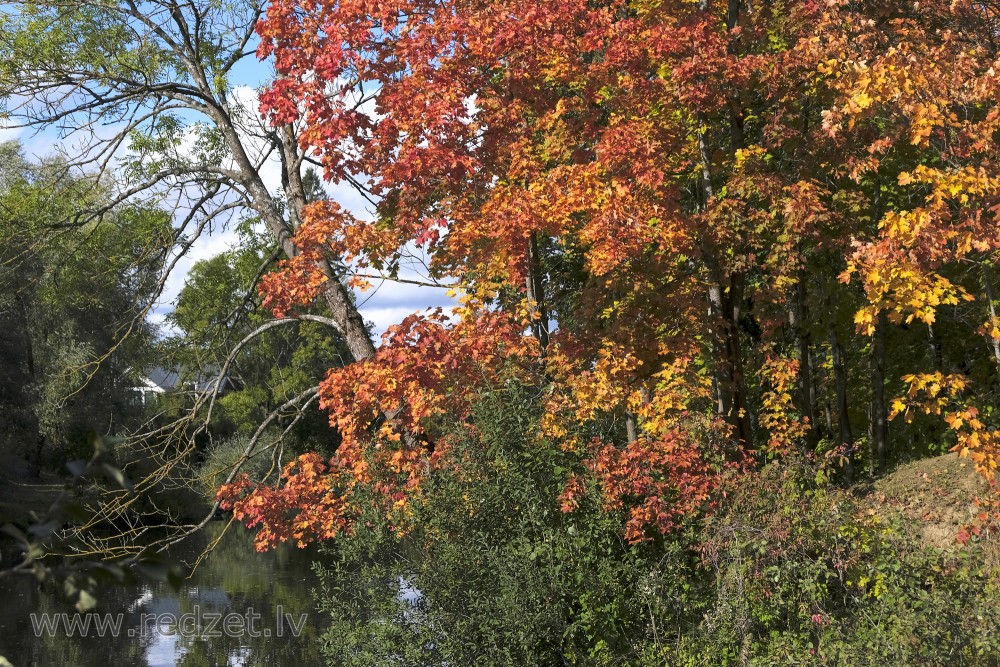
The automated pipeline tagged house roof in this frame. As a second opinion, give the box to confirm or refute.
[145,366,180,392]
[138,366,240,394]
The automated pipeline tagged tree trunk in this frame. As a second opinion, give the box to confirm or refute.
[625,412,638,444]
[28,434,45,479]
[525,232,549,350]
[321,280,377,362]
[927,324,944,372]
[704,250,751,443]
[696,0,750,445]
[696,110,749,444]
[828,321,854,483]
[212,112,377,363]
[789,275,818,450]
[983,271,1000,383]
[871,310,888,472]
[18,294,45,477]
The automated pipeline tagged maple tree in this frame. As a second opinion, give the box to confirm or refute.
[219,0,1000,549]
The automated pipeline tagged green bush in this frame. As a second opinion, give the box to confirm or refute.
[198,430,288,501]
[669,462,1000,666]
[314,381,694,666]
[311,386,1000,666]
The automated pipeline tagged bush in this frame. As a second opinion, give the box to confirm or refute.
[670,461,1000,666]
[198,430,287,501]
[314,382,695,666]
[311,386,1000,666]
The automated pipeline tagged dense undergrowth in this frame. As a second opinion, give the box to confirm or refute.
[313,387,1000,666]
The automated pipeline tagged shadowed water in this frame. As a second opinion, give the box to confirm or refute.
[0,522,325,666]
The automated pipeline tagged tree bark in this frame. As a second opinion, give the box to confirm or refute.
[871,310,888,472]
[209,110,377,363]
[828,320,854,483]
[703,253,751,444]
[983,271,1000,383]
[29,435,45,479]
[525,231,549,350]
[18,294,45,477]
[696,102,749,443]
[789,274,819,450]
[625,412,638,444]
[696,0,750,444]
[927,324,944,373]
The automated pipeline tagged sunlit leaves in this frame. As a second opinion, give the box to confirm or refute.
[230,0,1000,547]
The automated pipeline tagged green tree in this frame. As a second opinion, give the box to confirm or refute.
[163,237,351,501]
[0,142,169,474]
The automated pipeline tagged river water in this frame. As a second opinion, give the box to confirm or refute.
[0,522,325,666]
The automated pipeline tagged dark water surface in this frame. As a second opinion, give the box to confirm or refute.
[0,522,326,666]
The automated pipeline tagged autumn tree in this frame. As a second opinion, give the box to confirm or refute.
[6,0,1000,551]
[216,0,1000,548]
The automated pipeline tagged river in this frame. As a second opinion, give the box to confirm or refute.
[0,522,326,666]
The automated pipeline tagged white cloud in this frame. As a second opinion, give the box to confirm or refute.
[362,305,428,340]
[351,240,459,343]
[227,85,284,194]
[154,223,239,333]
[0,123,22,143]
[153,87,280,330]
[355,273,456,343]
[14,79,452,344]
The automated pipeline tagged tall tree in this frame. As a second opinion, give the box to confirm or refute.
[217,0,1000,547]
[0,142,167,475]
[0,0,378,362]
[0,0,411,546]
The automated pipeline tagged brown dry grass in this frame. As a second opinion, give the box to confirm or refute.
[870,453,995,551]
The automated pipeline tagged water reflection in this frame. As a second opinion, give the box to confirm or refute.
[0,522,325,667]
